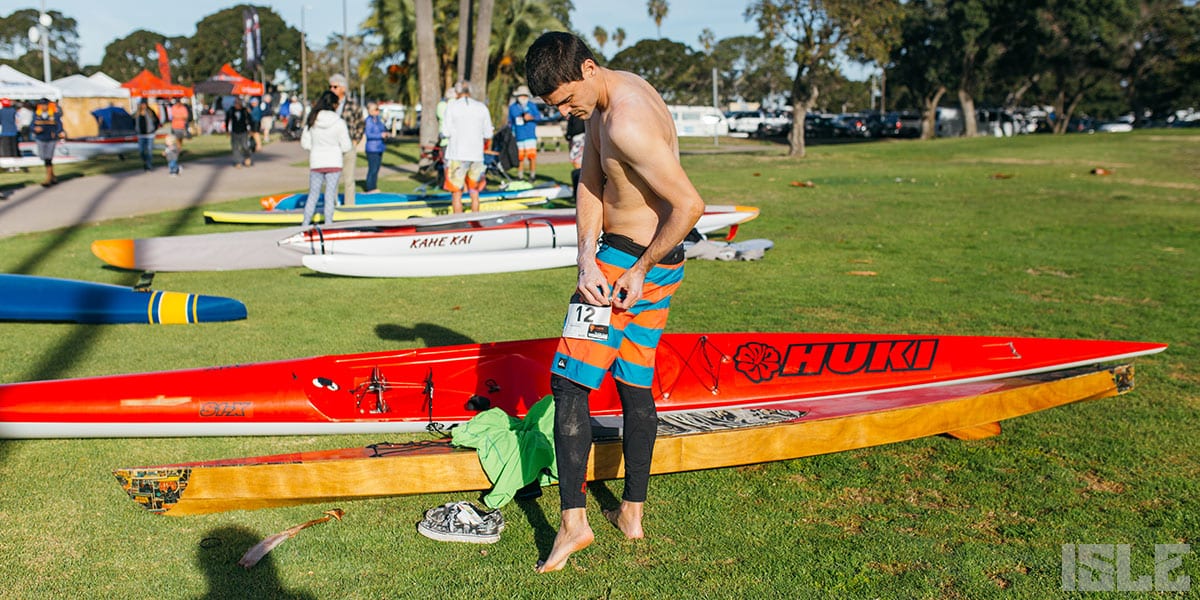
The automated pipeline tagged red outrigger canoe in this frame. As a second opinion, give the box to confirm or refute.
[0,333,1165,439]
[116,362,1140,515]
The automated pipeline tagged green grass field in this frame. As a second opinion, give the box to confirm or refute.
[0,131,1196,598]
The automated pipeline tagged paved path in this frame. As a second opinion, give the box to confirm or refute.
[0,141,315,238]
[0,140,573,239]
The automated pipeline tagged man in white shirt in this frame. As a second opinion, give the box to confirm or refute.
[440,80,494,213]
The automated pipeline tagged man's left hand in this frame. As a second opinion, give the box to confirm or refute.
[611,270,645,311]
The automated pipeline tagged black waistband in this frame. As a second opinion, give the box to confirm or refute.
[602,233,685,265]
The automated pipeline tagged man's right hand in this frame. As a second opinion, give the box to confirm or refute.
[575,262,611,306]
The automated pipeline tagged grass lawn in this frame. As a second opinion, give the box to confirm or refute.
[0,130,1196,598]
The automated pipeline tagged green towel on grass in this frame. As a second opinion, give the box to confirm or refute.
[450,395,557,509]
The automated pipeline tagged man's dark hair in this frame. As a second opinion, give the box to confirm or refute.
[524,32,597,98]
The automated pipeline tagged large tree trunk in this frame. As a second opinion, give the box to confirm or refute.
[469,0,494,102]
[787,107,808,158]
[1052,90,1068,134]
[958,88,977,137]
[787,77,818,158]
[921,86,946,140]
[457,0,471,80]
[415,0,441,155]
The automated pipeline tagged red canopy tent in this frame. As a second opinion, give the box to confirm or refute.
[121,70,193,98]
[193,64,264,96]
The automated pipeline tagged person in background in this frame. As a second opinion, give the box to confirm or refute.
[363,101,389,193]
[0,98,19,160]
[260,93,274,143]
[133,99,160,171]
[524,31,706,574]
[225,97,254,167]
[287,94,305,139]
[163,133,181,176]
[565,113,585,198]
[16,101,34,141]
[507,85,540,180]
[169,99,189,148]
[440,80,493,213]
[277,95,291,130]
[32,98,65,186]
[249,96,263,151]
[328,73,364,206]
[299,91,352,228]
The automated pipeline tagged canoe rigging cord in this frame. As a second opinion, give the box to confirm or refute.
[657,335,729,400]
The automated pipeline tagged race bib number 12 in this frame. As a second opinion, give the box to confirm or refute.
[563,302,612,341]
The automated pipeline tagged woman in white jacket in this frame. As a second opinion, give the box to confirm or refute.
[300,91,353,227]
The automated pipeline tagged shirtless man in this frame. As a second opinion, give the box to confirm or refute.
[524,32,706,573]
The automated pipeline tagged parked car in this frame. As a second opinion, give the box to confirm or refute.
[839,113,880,137]
[1065,117,1097,134]
[667,105,729,137]
[805,114,853,138]
[1097,121,1133,133]
[726,110,767,135]
[880,111,922,138]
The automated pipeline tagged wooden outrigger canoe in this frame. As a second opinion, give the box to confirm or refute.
[114,363,1136,515]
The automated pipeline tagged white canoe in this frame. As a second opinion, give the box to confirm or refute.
[91,211,568,272]
[302,246,578,277]
[280,205,760,257]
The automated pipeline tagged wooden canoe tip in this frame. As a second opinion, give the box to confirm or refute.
[945,422,1002,440]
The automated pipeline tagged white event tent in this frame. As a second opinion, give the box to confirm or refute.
[0,65,62,101]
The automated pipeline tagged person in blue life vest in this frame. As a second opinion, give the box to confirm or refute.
[507,85,540,180]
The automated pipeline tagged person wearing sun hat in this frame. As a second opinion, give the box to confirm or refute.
[507,84,541,180]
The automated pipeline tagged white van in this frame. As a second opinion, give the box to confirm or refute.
[667,105,729,137]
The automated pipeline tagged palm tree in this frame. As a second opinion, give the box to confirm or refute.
[698,27,715,54]
[594,26,608,55]
[647,0,669,38]
[366,0,460,118]
[484,0,565,118]
[414,0,441,153]
[469,0,495,101]
[613,27,627,50]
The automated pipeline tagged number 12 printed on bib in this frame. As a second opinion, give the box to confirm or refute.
[563,302,611,341]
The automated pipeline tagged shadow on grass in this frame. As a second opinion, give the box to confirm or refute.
[4,148,262,386]
[374,323,475,347]
[514,496,558,564]
[194,525,316,600]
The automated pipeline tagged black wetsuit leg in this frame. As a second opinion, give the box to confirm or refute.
[616,381,657,503]
[551,374,592,510]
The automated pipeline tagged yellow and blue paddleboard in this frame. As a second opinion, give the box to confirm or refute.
[0,274,247,324]
[203,199,543,225]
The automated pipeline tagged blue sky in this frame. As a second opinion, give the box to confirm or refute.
[16,1,762,66]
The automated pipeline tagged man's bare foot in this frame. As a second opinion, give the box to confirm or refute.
[603,500,645,539]
[535,508,594,573]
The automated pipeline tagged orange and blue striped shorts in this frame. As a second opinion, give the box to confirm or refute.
[551,234,685,390]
